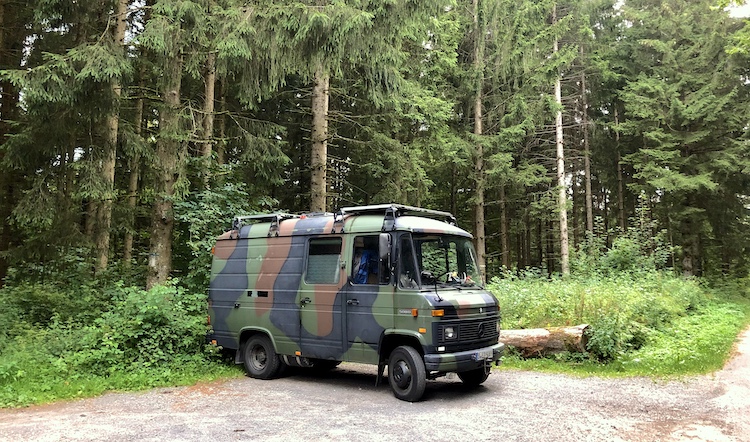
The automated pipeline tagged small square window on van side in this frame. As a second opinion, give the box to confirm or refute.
[305,238,342,284]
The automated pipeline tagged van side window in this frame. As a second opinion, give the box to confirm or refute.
[352,235,380,284]
[399,236,419,289]
[306,238,342,284]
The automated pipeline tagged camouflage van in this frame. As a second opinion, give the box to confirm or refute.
[208,204,504,401]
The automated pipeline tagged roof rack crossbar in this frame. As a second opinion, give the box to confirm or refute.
[338,204,457,231]
[232,213,299,236]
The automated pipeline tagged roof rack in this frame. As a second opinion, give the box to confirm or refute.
[336,204,457,232]
[232,213,300,237]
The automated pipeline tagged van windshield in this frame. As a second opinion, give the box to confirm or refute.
[404,234,483,289]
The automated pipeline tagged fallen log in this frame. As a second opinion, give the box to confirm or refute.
[499,324,590,358]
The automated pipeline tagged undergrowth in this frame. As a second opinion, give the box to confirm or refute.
[489,272,750,376]
[0,281,240,408]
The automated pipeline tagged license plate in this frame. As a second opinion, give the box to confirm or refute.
[474,349,493,361]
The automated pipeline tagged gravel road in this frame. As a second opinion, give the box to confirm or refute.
[2,328,748,442]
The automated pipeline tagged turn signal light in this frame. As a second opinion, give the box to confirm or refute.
[432,309,444,317]
[412,308,418,317]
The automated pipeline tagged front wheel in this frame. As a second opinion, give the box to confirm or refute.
[457,365,490,386]
[242,335,281,380]
[388,346,427,402]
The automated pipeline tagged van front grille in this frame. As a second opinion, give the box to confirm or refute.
[437,318,499,345]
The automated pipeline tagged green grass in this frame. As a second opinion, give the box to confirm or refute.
[2,273,749,407]
[0,354,243,408]
[490,273,750,377]
[0,328,245,408]
[0,281,245,408]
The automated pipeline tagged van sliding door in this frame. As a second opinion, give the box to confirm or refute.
[298,237,346,359]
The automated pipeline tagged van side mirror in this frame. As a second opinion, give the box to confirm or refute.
[379,233,391,261]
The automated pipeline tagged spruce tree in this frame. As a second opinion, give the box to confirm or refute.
[618,0,749,276]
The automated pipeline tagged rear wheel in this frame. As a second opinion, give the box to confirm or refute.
[388,346,426,402]
[457,365,490,386]
[242,335,281,379]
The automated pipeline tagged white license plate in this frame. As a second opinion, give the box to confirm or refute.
[475,349,493,361]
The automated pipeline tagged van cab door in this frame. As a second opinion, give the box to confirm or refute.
[344,234,394,363]
[298,237,346,359]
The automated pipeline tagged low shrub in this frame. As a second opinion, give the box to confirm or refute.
[488,271,725,363]
[0,281,232,408]
[619,302,747,375]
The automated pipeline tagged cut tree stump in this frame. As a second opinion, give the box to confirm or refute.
[499,324,590,358]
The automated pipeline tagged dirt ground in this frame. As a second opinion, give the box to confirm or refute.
[1,327,749,442]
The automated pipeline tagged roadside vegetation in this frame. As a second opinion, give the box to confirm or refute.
[2,228,748,408]
[489,231,750,377]
[0,266,240,408]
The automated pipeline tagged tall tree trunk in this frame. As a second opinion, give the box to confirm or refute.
[499,184,510,269]
[310,66,329,212]
[615,107,626,231]
[580,47,593,237]
[201,50,217,183]
[553,5,570,276]
[571,173,579,248]
[472,0,487,281]
[536,217,544,268]
[95,0,129,271]
[123,73,145,267]
[0,0,11,286]
[216,77,226,165]
[123,154,140,266]
[147,52,183,289]
[546,220,555,275]
[681,218,698,278]
[450,163,457,216]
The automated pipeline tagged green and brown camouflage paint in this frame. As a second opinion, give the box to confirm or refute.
[208,205,503,374]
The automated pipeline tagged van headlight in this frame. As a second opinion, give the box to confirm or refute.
[443,326,457,340]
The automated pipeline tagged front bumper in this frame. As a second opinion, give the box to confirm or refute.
[423,342,505,372]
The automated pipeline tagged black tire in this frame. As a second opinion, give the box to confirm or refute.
[457,365,490,386]
[242,335,281,380]
[388,346,427,402]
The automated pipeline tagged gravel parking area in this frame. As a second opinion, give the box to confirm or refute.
[1,328,748,442]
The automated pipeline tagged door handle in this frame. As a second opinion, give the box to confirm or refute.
[347,299,360,306]
[301,297,312,305]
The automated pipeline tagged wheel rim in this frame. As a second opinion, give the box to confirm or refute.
[250,345,267,371]
[392,359,412,389]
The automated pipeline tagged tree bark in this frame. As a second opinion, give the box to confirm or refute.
[615,107,626,232]
[0,0,11,286]
[681,215,700,278]
[123,74,145,266]
[201,50,217,182]
[553,5,570,276]
[499,324,590,357]
[0,1,20,287]
[546,220,555,275]
[216,77,226,165]
[147,51,183,289]
[310,66,329,213]
[472,0,487,281]
[580,47,593,237]
[499,184,510,269]
[95,0,129,271]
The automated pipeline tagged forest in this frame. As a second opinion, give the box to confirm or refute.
[1,0,750,407]
[0,0,749,285]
